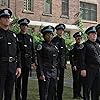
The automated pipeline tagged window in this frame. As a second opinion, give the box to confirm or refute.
[24,0,33,11]
[80,2,97,21]
[0,0,9,6]
[62,0,69,16]
[44,0,52,14]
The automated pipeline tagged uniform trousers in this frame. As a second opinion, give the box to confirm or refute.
[0,72,15,100]
[15,67,29,100]
[82,67,100,100]
[72,69,82,98]
[38,77,57,100]
[56,67,64,100]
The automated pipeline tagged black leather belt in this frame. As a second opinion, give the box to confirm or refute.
[25,54,30,58]
[0,57,16,62]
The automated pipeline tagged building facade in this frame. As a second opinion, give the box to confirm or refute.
[0,0,100,34]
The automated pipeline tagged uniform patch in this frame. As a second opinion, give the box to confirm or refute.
[37,44,42,50]
[78,44,84,49]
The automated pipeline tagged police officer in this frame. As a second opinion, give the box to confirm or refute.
[52,24,67,100]
[80,26,100,100]
[95,24,100,95]
[15,18,35,100]
[36,25,59,100]
[69,32,83,99]
[0,8,21,100]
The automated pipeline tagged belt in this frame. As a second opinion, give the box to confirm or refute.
[0,57,16,62]
[25,54,30,58]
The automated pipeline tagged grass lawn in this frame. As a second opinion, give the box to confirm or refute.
[27,79,82,100]
[26,65,83,100]
[27,79,72,100]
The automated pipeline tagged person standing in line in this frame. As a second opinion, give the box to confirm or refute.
[95,24,100,96]
[52,24,67,100]
[36,25,59,100]
[15,18,35,100]
[69,32,83,99]
[0,8,21,100]
[80,26,100,100]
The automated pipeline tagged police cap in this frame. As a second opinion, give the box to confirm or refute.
[0,8,12,18]
[85,26,96,35]
[55,24,65,30]
[95,24,100,31]
[41,25,55,35]
[18,18,30,26]
[73,32,82,38]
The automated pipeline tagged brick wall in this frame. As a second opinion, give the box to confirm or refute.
[1,0,100,31]
[9,0,79,25]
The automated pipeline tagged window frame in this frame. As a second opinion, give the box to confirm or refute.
[24,0,33,12]
[80,2,97,21]
[0,0,9,7]
[61,0,69,16]
[43,0,52,15]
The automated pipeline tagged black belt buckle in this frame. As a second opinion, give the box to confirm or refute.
[9,57,14,62]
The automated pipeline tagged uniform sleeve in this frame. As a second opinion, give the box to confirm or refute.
[16,37,21,68]
[31,36,35,64]
[69,49,75,67]
[36,44,44,76]
[79,44,87,70]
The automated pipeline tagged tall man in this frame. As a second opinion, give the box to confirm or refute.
[69,32,83,99]
[0,8,21,100]
[80,26,100,100]
[15,18,35,100]
[52,24,67,100]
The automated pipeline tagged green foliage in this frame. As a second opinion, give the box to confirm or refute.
[63,32,74,50]
[46,0,52,4]
[29,26,44,47]
[10,16,20,34]
[29,28,43,48]
[76,12,87,40]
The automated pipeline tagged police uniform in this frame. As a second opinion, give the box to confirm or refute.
[0,9,21,100]
[52,24,67,100]
[15,18,35,100]
[69,32,83,99]
[80,26,100,100]
[95,24,100,95]
[36,26,59,100]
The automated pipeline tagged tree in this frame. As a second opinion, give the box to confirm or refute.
[46,0,52,4]
[10,16,20,34]
[74,11,86,40]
